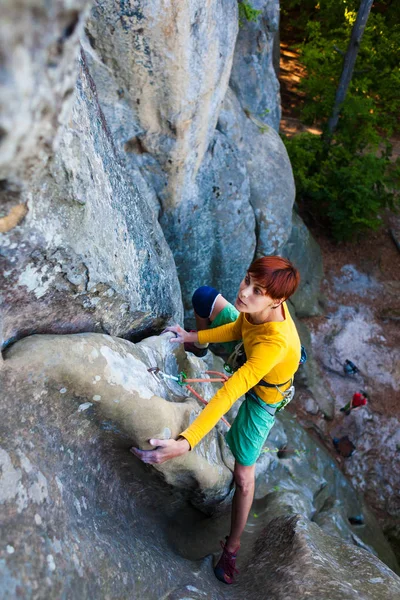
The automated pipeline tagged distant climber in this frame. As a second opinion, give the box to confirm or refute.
[340,391,368,415]
[343,359,360,375]
[131,256,301,585]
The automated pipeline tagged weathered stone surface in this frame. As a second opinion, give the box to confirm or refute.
[85,0,239,212]
[253,410,398,573]
[0,1,90,182]
[230,0,281,131]
[1,50,183,349]
[239,515,400,600]
[0,339,232,599]
[283,210,325,317]
[2,332,399,598]
[2,333,233,510]
[82,0,256,316]
[161,131,256,320]
[292,317,336,419]
[218,87,295,255]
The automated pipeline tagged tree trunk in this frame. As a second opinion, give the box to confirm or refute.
[326,0,374,139]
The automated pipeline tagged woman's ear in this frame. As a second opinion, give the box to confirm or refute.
[271,298,285,309]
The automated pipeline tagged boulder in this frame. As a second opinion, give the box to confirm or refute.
[238,515,400,600]
[1,332,399,597]
[2,332,233,510]
[0,337,231,599]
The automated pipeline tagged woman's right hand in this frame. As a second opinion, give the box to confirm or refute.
[162,325,198,345]
[130,437,190,464]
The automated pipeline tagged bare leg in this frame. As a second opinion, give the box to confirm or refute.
[226,462,256,552]
[194,294,230,332]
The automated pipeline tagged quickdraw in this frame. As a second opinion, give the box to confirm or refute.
[147,367,231,428]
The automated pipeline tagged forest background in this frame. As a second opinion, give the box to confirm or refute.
[278,0,399,241]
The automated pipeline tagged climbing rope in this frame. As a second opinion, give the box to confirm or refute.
[148,367,231,428]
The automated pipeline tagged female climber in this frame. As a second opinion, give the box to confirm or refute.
[131,255,301,584]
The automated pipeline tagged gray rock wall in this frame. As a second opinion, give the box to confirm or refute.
[1,0,323,343]
[86,0,239,210]
[0,1,183,350]
[1,332,399,597]
[231,0,281,131]
[0,0,90,183]
[80,0,309,316]
[218,87,295,257]
[283,210,324,317]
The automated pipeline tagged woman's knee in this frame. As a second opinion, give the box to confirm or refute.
[234,465,255,494]
[191,286,220,319]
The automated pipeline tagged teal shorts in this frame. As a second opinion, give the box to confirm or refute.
[226,393,282,466]
[210,302,240,354]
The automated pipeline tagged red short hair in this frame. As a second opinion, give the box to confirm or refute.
[248,256,300,300]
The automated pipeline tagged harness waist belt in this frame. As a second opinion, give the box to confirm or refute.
[257,377,291,389]
[247,390,278,416]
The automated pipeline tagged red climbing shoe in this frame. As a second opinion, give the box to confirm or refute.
[214,538,239,584]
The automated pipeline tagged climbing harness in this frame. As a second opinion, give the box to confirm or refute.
[252,379,295,413]
[224,342,246,375]
[147,367,231,428]
[224,342,307,413]
[225,342,307,374]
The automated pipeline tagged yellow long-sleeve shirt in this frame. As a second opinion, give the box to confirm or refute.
[180,302,301,449]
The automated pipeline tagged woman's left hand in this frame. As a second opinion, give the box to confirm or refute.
[162,325,197,345]
[130,437,190,465]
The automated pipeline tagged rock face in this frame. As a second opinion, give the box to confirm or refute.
[239,515,400,600]
[161,131,256,317]
[85,0,239,212]
[1,0,318,343]
[1,332,399,598]
[2,332,233,510]
[218,87,295,257]
[0,4,183,350]
[0,334,231,599]
[283,210,324,317]
[0,0,90,182]
[230,0,281,131]
[80,0,303,315]
[84,0,258,316]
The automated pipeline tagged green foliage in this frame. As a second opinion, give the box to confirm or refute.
[283,133,399,241]
[238,1,262,27]
[281,0,400,239]
[297,7,400,140]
